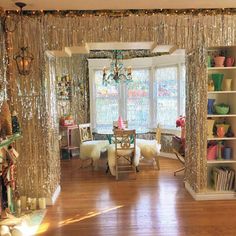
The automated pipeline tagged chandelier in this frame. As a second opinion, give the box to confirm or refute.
[14,2,34,76]
[103,50,132,85]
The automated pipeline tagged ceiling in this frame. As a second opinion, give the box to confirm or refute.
[1,0,236,11]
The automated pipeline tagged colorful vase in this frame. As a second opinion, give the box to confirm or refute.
[225,57,234,67]
[216,124,230,137]
[216,126,226,138]
[207,145,217,160]
[212,73,224,91]
[223,147,232,160]
[207,99,215,114]
[223,79,232,91]
[214,56,225,67]
[208,79,214,91]
[207,119,215,138]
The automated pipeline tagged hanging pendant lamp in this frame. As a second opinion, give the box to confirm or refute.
[102,50,132,85]
[14,2,34,76]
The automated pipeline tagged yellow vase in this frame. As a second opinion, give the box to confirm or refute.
[224,79,232,91]
[207,119,215,138]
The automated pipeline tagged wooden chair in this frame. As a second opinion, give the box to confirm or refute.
[114,129,137,180]
[106,120,128,145]
[136,126,162,170]
[78,123,109,169]
[172,135,185,176]
[113,120,128,130]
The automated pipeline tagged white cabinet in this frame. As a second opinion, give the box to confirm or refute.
[205,46,236,199]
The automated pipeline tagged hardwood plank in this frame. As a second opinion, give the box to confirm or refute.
[37,157,236,236]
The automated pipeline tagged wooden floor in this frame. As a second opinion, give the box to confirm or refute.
[37,157,236,236]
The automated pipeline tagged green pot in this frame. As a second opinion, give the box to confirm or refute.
[207,56,212,67]
[212,73,224,91]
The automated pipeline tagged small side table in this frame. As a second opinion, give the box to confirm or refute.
[60,125,79,159]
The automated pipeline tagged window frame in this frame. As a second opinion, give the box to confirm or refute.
[88,54,185,133]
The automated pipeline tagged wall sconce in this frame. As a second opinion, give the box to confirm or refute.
[14,2,33,76]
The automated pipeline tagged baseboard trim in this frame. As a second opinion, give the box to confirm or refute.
[185,182,236,200]
[46,185,61,205]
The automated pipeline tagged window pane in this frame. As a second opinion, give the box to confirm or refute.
[156,66,178,129]
[127,69,149,129]
[94,70,119,130]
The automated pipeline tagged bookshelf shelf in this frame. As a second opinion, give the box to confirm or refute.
[208,91,236,94]
[207,160,236,164]
[207,137,236,141]
[207,67,236,70]
[207,114,236,118]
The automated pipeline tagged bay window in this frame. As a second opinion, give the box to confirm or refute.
[88,54,185,132]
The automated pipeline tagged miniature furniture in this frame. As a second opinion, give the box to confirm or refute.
[78,123,109,169]
[110,129,138,180]
[136,127,162,170]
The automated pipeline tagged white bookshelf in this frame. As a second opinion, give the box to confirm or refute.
[204,46,236,200]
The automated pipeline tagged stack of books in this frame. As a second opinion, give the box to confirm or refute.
[212,167,235,191]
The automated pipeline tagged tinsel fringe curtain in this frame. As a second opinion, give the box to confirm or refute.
[1,11,236,196]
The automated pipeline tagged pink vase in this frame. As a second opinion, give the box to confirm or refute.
[214,56,225,67]
[225,57,235,67]
[207,145,217,160]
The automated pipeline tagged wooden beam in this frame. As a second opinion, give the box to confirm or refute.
[45,50,71,58]
[66,43,90,55]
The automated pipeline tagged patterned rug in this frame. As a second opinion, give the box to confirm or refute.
[21,210,46,235]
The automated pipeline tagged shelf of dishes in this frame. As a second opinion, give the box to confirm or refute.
[207,137,236,141]
[207,160,236,164]
[208,67,236,70]
[207,114,236,117]
[208,91,236,94]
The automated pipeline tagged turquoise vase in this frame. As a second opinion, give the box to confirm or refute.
[212,73,224,91]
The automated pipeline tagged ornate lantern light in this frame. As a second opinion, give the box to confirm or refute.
[14,2,33,76]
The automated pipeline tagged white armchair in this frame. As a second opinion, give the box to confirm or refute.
[78,123,109,169]
[136,127,161,170]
